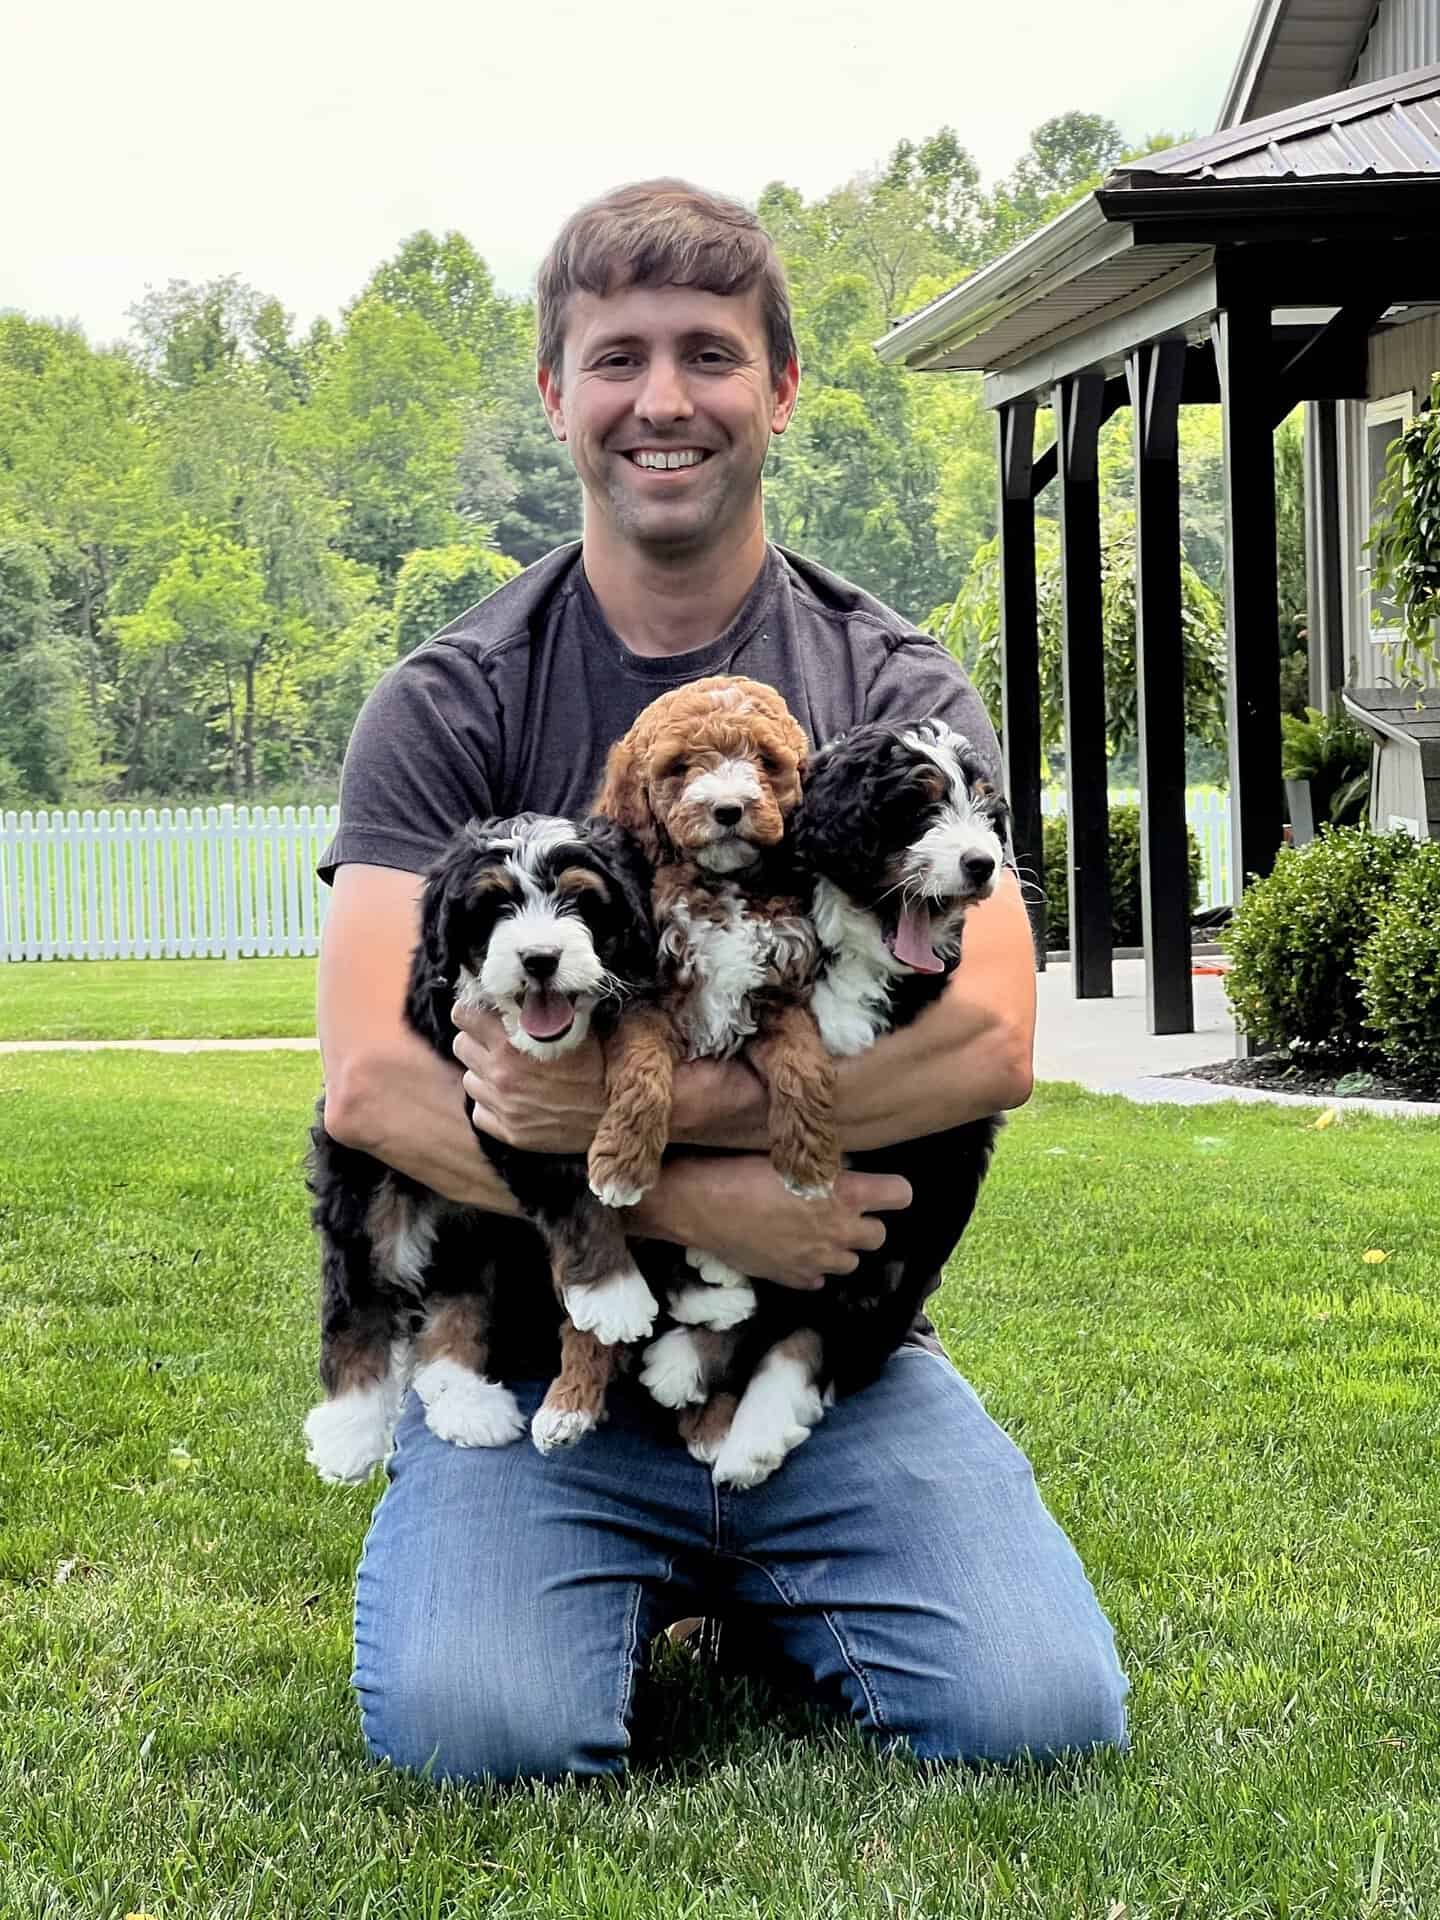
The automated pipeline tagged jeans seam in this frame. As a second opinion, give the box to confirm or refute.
[725,1550,890,1735]
[614,1559,663,1761]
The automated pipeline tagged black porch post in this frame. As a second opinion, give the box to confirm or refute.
[1214,302,1285,900]
[1305,399,1347,709]
[1055,372,1113,997]
[997,399,1045,964]
[1126,337,1195,1035]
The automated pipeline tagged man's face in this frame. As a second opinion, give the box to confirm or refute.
[537,283,798,557]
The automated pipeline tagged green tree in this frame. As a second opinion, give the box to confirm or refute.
[392,540,522,658]
[933,506,1227,771]
[292,295,472,580]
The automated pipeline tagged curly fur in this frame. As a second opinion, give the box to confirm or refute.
[588,675,840,1246]
[304,811,661,1481]
[671,721,1012,1490]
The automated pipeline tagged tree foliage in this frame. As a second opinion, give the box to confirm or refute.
[5,112,1269,809]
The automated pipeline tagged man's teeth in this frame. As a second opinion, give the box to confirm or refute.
[631,449,706,470]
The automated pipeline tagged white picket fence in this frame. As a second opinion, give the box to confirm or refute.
[1041,786,1233,912]
[0,805,340,962]
[0,789,1234,964]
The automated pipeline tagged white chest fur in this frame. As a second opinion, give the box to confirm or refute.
[663,886,773,1060]
[809,876,906,1057]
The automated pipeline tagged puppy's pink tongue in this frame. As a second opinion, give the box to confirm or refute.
[892,904,944,973]
[520,986,575,1039]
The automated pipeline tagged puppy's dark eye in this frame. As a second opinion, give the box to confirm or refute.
[660,756,688,781]
[760,753,780,776]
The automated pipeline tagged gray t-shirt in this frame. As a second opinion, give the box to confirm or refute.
[320,541,1001,880]
[319,540,1006,1361]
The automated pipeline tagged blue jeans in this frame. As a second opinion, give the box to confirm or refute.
[352,1347,1128,1783]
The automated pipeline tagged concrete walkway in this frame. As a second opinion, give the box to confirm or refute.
[1035,957,1438,1119]
[3,962,1434,1119]
[0,1036,318,1053]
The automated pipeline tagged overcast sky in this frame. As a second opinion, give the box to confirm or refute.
[3,0,1257,349]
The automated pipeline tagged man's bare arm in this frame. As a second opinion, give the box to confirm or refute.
[318,864,525,1213]
[668,869,1036,1152]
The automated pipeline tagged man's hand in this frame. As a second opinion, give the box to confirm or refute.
[645,1154,913,1289]
[452,1004,608,1152]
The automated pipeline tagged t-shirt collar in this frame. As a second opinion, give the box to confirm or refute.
[572,546,781,681]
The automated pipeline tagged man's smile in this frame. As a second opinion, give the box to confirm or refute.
[618,447,714,473]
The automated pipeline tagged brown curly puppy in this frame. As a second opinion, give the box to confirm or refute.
[586,676,838,1343]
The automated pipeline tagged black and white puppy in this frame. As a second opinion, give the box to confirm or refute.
[303,811,660,1483]
[643,720,1011,1488]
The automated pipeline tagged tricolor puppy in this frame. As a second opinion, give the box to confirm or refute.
[585,675,837,1356]
[657,720,1011,1489]
[303,811,660,1483]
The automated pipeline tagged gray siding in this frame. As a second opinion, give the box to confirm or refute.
[1352,0,1440,82]
[1370,312,1440,399]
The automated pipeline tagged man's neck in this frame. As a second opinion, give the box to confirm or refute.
[581,517,769,660]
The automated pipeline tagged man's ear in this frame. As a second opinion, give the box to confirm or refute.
[537,362,567,441]
[770,353,801,436]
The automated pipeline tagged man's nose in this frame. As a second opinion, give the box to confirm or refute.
[635,355,693,425]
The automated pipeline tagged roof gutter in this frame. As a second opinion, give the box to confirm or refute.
[873,194,1112,368]
[1096,174,1440,230]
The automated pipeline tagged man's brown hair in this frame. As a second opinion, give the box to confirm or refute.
[535,179,798,383]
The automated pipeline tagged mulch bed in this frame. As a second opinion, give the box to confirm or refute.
[1180,1054,1440,1106]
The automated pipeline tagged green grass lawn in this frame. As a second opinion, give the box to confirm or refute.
[0,957,317,1041]
[4,1058,1440,1918]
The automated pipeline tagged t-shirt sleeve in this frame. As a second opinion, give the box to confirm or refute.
[317,645,504,885]
[863,636,1004,786]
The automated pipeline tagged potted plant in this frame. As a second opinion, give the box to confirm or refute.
[1280,702,1371,845]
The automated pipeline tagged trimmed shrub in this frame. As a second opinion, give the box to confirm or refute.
[1223,827,1419,1056]
[1044,804,1202,950]
[1357,840,1440,1083]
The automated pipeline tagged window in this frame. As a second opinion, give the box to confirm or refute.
[1361,391,1414,645]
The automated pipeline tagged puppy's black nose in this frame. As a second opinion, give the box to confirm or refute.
[712,803,743,827]
[963,853,996,887]
[521,950,560,982]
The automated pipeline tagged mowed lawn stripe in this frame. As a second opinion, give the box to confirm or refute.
[2,1057,1439,1917]
[0,956,318,1042]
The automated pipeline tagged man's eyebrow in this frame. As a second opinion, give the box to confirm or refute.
[584,328,749,357]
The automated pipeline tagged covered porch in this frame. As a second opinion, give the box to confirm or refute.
[876,62,1440,1034]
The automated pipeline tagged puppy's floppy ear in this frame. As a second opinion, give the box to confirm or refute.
[582,814,657,984]
[972,779,1012,854]
[593,721,661,865]
[792,729,871,876]
[407,826,485,1042]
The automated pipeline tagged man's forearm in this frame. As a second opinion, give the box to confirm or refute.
[323,1031,523,1216]
[669,878,1036,1153]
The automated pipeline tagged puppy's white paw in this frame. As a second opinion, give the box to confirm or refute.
[640,1327,708,1409]
[669,1280,756,1330]
[711,1358,824,1490]
[563,1266,657,1345]
[303,1386,397,1484]
[589,1178,646,1209]
[684,1247,750,1290]
[782,1178,834,1202]
[413,1360,524,1449]
[686,1423,730,1467]
[530,1404,598,1454]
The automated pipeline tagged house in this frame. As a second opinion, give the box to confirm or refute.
[875,0,1440,1035]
